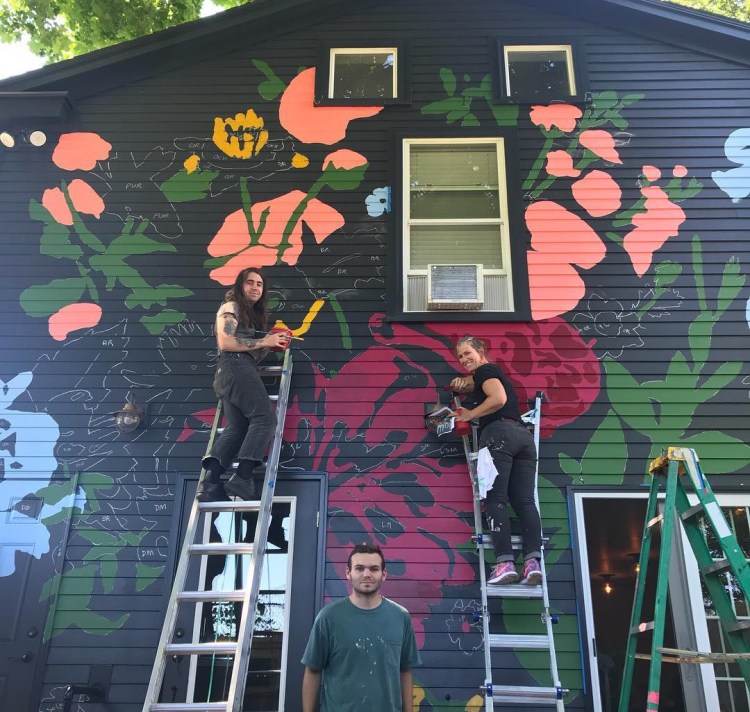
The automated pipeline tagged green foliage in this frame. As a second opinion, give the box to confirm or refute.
[0,1,255,62]
[0,0,202,61]
[673,0,750,22]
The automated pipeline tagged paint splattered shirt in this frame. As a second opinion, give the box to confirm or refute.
[302,596,421,711]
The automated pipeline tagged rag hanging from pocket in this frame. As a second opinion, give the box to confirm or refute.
[476,447,499,498]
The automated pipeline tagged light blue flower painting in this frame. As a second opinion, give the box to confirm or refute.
[366,187,391,217]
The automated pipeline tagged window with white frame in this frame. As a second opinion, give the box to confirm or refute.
[503,44,576,100]
[402,138,514,313]
[329,48,397,100]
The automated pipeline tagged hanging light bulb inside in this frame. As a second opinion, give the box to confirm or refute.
[600,573,615,595]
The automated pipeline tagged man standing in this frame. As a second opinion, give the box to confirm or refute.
[301,542,421,712]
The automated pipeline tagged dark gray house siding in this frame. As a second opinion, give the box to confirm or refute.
[1,0,749,709]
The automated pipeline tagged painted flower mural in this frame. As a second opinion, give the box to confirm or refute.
[284,313,600,646]
[213,109,269,159]
[20,131,193,338]
[524,94,700,321]
[278,67,383,144]
[205,146,369,283]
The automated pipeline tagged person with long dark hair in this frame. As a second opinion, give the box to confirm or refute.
[197,267,289,502]
[450,335,543,586]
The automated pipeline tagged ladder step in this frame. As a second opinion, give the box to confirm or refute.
[164,642,237,656]
[680,503,704,521]
[150,704,228,711]
[702,558,731,576]
[259,365,284,376]
[489,633,550,650]
[630,620,655,634]
[189,543,255,555]
[492,685,565,704]
[198,501,261,512]
[725,619,750,633]
[178,590,246,603]
[486,584,544,599]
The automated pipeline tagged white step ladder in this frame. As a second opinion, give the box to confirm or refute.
[459,392,566,711]
[142,348,293,712]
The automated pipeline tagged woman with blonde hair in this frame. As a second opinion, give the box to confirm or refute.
[450,335,542,585]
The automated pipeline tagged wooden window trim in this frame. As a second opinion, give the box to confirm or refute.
[386,129,530,323]
[315,40,411,106]
[492,37,589,105]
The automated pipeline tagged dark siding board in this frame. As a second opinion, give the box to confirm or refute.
[2,0,750,708]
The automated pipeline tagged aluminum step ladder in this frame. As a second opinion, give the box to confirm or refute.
[458,392,566,711]
[618,446,750,712]
[142,348,293,712]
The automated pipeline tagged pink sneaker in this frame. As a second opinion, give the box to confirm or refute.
[487,561,519,585]
[521,558,543,586]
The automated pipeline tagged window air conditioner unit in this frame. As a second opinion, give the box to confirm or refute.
[427,264,484,310]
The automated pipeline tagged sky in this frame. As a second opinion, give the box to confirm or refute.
[0,0,223,80]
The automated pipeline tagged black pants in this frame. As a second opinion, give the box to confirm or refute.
[480,420,542,562]
[204,352,276,470]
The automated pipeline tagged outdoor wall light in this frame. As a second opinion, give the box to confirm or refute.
[112,392,146,433]
[0,129,47,148]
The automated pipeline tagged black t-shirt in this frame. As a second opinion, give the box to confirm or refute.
[472,363,522,429]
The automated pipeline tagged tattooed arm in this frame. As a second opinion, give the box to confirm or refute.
[215,302,287,353]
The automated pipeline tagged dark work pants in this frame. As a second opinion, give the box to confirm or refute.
[479,419,542,562]
[204,352,276,471]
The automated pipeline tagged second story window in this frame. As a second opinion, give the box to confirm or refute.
[329,48,398,100]
[494,41,585,103]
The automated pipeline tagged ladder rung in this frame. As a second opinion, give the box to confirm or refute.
[199,501,261,512]
[657,646,750,664]
[492,685,566,704]
[702,558,731,576]
[630,620,655,634]
[680,503,704,521]
[486,585,544,599]
[646,513,663,529]
[725,619,750,633]
[476,534,551,549]
[489,633,550,650]
[178,590,246,602]
[259,365,283,376]
[189,543,255,555]
[150,704,228,711]
[165,642,237,656]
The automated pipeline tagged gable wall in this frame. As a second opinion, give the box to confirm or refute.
[1,0,749,709]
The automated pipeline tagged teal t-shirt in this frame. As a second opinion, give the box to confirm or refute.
[301,597,422,712]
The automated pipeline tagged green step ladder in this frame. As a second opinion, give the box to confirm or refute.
[618,446,750,712]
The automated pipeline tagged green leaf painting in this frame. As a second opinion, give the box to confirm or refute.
[25,178,192,337]
[160,165,219,202]
[422,69,519,127]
